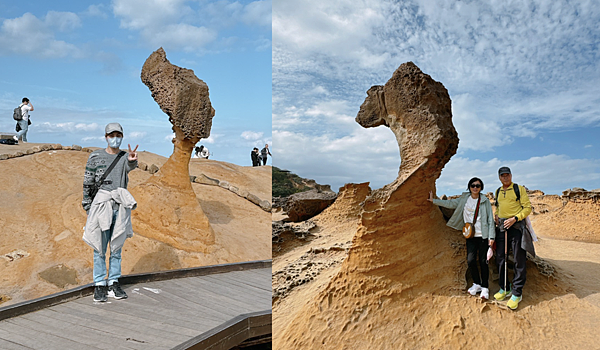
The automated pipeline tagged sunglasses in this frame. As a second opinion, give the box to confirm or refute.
[470,184,482,188]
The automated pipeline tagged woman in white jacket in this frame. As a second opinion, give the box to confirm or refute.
[428,177,495,299]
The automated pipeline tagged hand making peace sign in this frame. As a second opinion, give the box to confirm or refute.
[128,144,138,161]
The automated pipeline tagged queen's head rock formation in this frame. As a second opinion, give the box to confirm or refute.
[276,63,566,349]
[130,48,215,252]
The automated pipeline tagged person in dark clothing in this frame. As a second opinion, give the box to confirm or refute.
[428,177,495,299]
[494,166,532,310]
[260,144,271,165]
[251,147,260,166]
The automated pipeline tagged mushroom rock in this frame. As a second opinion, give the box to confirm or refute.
[276,62,462,347]
[130,48,215,252]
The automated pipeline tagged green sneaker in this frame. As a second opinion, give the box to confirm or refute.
[494,288,511,301]
[507,295,522,310]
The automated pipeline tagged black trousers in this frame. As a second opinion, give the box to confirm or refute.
[466,237,489,288]
[495,223,527,296]
[262,156,267,165]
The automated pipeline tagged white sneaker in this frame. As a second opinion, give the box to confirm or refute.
[467,283,482,296]
[480,287,489,300]
[13,136,18,142]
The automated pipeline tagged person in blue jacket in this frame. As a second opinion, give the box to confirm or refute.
[428,177,495,299]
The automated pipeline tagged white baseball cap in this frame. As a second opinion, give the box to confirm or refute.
[105,123,123,135]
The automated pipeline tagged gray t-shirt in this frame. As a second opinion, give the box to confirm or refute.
[82,149,137,212]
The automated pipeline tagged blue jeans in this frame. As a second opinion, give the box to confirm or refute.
[16,119,28,142]
[93,210,122,286]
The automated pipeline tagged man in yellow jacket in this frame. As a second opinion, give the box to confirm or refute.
[494,166,532,310]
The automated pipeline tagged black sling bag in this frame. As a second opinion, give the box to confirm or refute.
[89,151,126,201]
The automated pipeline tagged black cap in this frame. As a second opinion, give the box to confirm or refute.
[498,166,511,175]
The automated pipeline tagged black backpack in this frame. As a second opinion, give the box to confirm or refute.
[13,105,23,121]
[0,139,17,145]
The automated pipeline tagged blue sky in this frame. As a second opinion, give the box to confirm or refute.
[273,0,600,195]
[0,0,272,166]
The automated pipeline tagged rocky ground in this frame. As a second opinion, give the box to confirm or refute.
[272,186,600,348]
[0,142,271,306]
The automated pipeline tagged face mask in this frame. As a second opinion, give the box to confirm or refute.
[107,137,122,149]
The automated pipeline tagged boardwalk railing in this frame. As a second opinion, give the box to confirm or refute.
[0,260,272,350]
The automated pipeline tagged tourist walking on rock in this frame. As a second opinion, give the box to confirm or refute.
[14,97,34,143]
[494,166,534,310]
[251,147,260,166]
[428,177,495,299]
[194,145,209,159]
[82,123,139,302]
[260,144,271,165]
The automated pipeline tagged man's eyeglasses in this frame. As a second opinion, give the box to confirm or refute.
[470,184,481,188]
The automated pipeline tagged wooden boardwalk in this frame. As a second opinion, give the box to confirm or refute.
[0,262,271,350]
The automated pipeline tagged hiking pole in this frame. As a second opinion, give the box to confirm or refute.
[504,224,508,292]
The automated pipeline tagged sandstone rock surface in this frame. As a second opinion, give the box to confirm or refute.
[131,48,215,252]
[284,189,337,222]
[274,63,582,349]
[141,47,214,139]
[0,145,271,306]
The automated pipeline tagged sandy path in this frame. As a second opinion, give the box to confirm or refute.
[535,236,600,308]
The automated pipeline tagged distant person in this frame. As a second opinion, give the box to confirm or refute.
[194,145,209,159]
[14,97,34,143]
[260,144,272,165]
[494,167,533,310]
[82,123,139,302]
[428,177,495,299]
[251,147,260,166]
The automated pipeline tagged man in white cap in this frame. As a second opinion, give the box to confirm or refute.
[82,123,139,302]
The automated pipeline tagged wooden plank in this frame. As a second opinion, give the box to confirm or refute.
[173,277,270,310]
[228,268,273,287]
[78,290,225,331]
[0,319,95,350]
[0,261,271,323]
[146,277,245,312]
[201,274,271,299]
[40,308,153,350]
[166,279,260,314]
[58,301,194,345]
[124,281,234,323]
[206,270,272,292]
[52,304,185,349]
[9,316,119,350]
[0,336,35,350]
[171,310,271,350]
[120,260,271,286]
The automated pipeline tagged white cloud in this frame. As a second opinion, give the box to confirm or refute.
[113,0,188,30]
[37,122,100,133]
[84,4,109,18]
[202,133,222,144]
[112,0,270,51]
[164,133,175,141]
[273,0,600,195]
[437,155,600,196]
[273,126,399,191]
[82,136,105,142]
[128,131,147,139]
[241,131,264,140]
[585,145,593,148]
[241,0,272,27]
[45,11,81,32]
[273,0,389,67]
[146,23,217,52]
[0,12,83,58]
[451,94,509,152]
